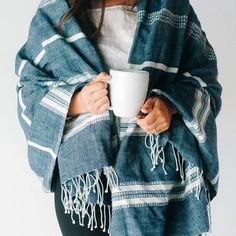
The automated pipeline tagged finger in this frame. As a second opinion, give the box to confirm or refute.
[90,88,108,102]
[136,109,162,127]
[98,101,110,113]
[140,97,157,113]
[93,96,110,111]
[154,124,169,134]
[147,121,168,133]
[138,117,165,133]
[144,126,164,135]
[85,81,108,94]
[148,119,170,134]
[136,110,168,131]
[153,97,170,112]
[93,72,111,82]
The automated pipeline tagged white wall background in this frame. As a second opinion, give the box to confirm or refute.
[0,0,235,235]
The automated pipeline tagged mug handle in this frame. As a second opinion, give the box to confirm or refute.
[106,80,113,111]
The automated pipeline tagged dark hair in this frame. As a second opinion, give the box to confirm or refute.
[56,0,137,43]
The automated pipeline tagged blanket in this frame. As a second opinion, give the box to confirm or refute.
[15,0,222,235]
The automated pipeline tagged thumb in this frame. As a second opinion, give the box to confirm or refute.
[141,97,156,113]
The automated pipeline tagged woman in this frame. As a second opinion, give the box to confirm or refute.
[15,0,222,235]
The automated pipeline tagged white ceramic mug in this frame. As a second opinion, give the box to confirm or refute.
[107,68,150,118]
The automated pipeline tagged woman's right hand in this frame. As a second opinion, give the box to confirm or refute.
[67,72,111,116]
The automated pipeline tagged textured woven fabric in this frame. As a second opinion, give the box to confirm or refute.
[15,0,222,235]
[88,4,137,70]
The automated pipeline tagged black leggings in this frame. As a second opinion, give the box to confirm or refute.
[53,163,110,236]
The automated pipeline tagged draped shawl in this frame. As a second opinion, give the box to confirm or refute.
[15,0,222,235]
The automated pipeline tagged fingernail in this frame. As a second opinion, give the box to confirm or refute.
[141,107,148,112]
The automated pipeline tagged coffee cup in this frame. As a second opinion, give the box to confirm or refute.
[107,68,150,118]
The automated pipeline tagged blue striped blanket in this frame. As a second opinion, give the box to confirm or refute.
[15,0,222,235]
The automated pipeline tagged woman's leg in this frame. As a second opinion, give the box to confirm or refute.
[53,163,110,236]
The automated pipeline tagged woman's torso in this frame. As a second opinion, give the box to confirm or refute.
[88,4,138,137]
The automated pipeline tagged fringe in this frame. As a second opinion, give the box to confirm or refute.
[144,134,167,174]
[145,133,204,201]
[145,133,186,179]
[171,144,185,182]
[60,135,207,234]
[60,166,118,233]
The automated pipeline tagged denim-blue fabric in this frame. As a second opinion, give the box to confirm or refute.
[15,0,222,235]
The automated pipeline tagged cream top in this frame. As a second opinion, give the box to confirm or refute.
[88,4,137,70]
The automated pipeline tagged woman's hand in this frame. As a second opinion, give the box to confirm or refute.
[135,96,178,134]
[67,72,111,116]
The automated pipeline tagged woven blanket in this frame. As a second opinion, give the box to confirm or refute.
[15,0,222,235]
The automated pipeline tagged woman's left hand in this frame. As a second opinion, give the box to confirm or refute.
[135,96,178,134]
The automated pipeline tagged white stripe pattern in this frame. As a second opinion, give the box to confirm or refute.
[183,72,207,88]
[39,73,94,117]
[40,96,68,117]
[183,88,211,143]
[63,112,110,141]
[137,8,188,29]
[112,166,199,194]
[210,172,219,186]
[18,88,32,126]
[37,79,79,88]
[112,178,203,208]
[17,81,22,88]
[42,34,62,47]
[28,140,57,159]
[66,33,86,43]
[18,60,27,76]
[188,22,216,60]
[112,182,183,194]
[41,32,86,47]
[38,0,56,9]
[127,61,178,73]
[34,32,86,66]
[67,72,95,85]
[185,166,200,178]
[34,49,46,65]
[111,166,203,209]
[49,87,71,104]
[119,126,146,140]
[137,8,216,60]
[115,117,147,140]
[150,72,211,144]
